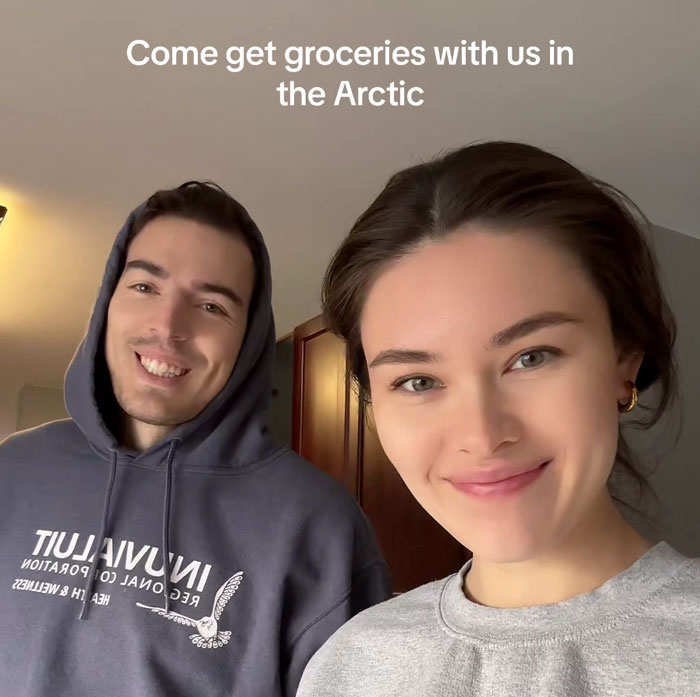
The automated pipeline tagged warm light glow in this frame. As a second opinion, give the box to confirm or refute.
[0,184,28,207]
[0,185,28,233]
[0,185,41,329]
[0,186,31,244]
[0,184,115,341]
[0,184,119,422]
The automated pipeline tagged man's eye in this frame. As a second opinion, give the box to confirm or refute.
[131,283,153,293]
[202,303,224,315]
[391,376,441,394]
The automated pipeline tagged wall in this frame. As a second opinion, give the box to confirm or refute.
[15,383,68,432]
[0,379,20,442]
[624,225,700,556]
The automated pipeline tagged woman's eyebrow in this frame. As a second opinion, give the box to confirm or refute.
[488,311,581,349]
[368,312,580,368]
[369,349,441,369]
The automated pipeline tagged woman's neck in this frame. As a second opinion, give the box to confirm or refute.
[464,496,653,609]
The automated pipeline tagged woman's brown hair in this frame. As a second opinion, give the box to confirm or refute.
[322,141,678,512]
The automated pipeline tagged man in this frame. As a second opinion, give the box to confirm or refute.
[0,182,391,696]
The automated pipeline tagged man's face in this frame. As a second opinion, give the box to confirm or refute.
[105,215,255,429]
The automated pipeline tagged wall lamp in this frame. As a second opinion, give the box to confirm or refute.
[0,205,7,226]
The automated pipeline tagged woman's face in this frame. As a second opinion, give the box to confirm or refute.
[360,228,641,563]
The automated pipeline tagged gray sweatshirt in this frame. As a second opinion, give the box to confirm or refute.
[297,542,700,696]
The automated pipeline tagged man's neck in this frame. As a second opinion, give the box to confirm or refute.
[464,495,653,609]
[119,416,174,452]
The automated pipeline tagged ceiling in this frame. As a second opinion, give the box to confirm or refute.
[1,0,698,398]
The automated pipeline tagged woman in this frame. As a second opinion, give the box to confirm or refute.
[297,142,700,696]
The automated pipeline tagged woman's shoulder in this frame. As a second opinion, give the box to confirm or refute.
[622,543,700,644]
[653,546,700,606]
[321,573,453,650]
[297,575,456,695]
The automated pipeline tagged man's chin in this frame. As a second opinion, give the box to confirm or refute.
[119,401,193,429]
[127,413,184,428]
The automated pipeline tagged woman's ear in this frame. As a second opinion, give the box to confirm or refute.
[616,349,644,403]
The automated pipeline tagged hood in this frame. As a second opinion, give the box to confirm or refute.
[64,194,280,470]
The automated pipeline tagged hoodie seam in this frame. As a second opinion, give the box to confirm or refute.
[287,590,353,652]
[116,445,289,475]
[286,558,388,652]
[354,499,378,540]
[351,558,390,582]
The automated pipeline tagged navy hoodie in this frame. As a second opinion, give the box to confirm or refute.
[0,199,391,696]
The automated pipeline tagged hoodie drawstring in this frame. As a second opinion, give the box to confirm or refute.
[161,439,179,612]
[79,449,118,620]
[79,439,179,620]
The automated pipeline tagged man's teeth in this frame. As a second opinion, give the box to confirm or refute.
[139,355,187,378]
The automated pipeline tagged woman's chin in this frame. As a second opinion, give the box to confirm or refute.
[463,526,557,565]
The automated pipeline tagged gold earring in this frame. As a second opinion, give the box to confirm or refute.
[618,384,638,414]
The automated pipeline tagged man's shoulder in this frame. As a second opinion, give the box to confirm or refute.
[261,446,361,510]
[255,447,386,560]
[0,418,84,460]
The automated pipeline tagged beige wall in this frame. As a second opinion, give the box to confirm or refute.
[15,384,68,432]
[0,381,20,441]
[628,225,700,556]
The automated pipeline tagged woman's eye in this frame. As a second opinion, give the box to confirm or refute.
[392,376,441,394]
[510,348,560,371]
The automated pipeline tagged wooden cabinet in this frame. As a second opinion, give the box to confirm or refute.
[293,315,469,593]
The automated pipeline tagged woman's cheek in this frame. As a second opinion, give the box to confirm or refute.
[374,398,439,480]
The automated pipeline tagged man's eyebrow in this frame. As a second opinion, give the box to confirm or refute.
[488,311,581,349]
[194,282,244,308]
[368,349,441,369]
[124,259,168,278]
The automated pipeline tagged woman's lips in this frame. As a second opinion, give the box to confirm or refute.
[449,461,551,499]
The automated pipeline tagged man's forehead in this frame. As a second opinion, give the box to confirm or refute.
[128,215,248,250]
[119,226,255,308]
[126,218,253,267]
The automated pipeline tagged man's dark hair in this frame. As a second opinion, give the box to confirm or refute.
[129,180,263,277]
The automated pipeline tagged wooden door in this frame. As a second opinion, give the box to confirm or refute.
[293,315,469,593]
[353,401,470,592]
[292,315,355,490]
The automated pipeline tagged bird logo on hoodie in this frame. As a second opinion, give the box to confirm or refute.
[137,571,243,649]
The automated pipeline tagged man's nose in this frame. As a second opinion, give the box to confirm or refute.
[148,296,190,343]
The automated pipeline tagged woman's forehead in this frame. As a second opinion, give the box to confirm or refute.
[360,230,605,349]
